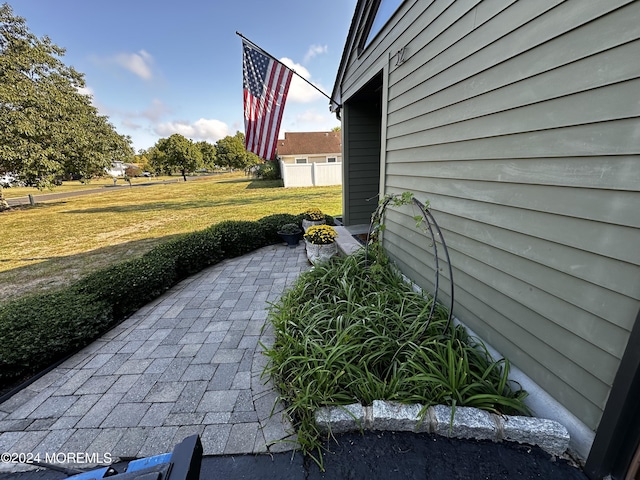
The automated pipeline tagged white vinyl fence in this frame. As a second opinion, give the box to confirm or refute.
[279,160,342,188]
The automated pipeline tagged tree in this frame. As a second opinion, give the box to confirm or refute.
[147,146,166,175]
[197,141,216,170]
[153,134,202,181]
[0,187,8,211]
[133,149,153,173]
[125,164,141,177]
[0,4,133,189]
[215,132,260,170]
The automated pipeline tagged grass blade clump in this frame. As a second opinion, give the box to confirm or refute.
[263,245,529,463]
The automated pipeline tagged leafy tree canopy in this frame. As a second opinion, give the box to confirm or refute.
[215,131,260,170]
[152,134,202,181]
[133,150,153,173]
[196,141,216,170]
[0,3,133,189]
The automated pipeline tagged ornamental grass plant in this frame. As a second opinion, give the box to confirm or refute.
[262,244,529,467]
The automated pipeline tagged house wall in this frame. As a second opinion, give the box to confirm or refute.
[280,154,341,164]
[106,161,126,177]
[338,0,640,456]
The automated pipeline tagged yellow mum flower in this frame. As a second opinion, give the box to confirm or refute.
[304,225,338,245]
[304,208,325,221]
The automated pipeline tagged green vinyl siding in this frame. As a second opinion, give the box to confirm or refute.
[338,0,640,433]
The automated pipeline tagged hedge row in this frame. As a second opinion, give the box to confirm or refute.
[0,212,327,387]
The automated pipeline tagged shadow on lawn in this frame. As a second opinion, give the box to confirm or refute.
[0,235,182,304]
[60,190,334,214]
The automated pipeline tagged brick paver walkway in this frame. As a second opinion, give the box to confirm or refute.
[0,243,310,470]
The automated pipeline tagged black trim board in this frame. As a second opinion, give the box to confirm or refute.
[585,308,640,479]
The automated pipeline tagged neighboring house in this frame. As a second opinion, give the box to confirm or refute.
[276,131,342,187]
[331,1,640,479]
[106,161,127,177]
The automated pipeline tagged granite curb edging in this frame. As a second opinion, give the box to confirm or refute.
[315,401,570,457]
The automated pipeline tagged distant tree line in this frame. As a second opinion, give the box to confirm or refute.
[0,3,271,205]
[136,131,263,181]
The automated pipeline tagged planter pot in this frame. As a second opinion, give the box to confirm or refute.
[305,239,338,264]
[278,231,302,248]
[302,218,325,231]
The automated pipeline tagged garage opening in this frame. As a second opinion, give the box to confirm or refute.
[341,72,383,227]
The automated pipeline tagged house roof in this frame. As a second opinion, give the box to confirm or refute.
[276,131,342,156]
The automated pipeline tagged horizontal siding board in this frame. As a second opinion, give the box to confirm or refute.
[387,80,640,150]
[348,181,379,192]
[348,146,380,155]
[388,0,488,78]
[385,175,640,227]
[386,119,640,160]
[389,0,561,93]
[382,186,640,306]
[384,209,640,334]
[385,186,640,265]
[385,156,640,191]
[384,213,634,361]
[388,40,640,129]
[384,231,610,429]
[421,208,640,306]
[348,164,379,174]
[443,280,608,430]
[389,0,635,113]
[350,206,374,214]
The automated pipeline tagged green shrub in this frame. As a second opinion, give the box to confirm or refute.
[257,213,300,243]
[0,291,111,383]
[253,160,281,180]
[208,220,266,258]
[72,254,178,320]
[148,229,224,279]
[0,213,295,389]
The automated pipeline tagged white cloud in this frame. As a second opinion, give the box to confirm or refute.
[155,118,229,142]
[114,50,154,80]
[121,119,143,130]
[279,57,324,103]
[281,108,340,133]
[141,99,171,121]
[296,110,331,125]
[303,44,328,63]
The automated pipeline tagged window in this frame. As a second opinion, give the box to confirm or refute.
[327,157,337,163]
[364,0,405,48]
[295,158,307,164]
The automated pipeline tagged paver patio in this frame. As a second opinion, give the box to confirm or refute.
[0,243,310,471]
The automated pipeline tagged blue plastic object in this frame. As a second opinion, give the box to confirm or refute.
[65,435,202,480]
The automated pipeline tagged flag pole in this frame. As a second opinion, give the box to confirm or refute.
[236,31,339,108]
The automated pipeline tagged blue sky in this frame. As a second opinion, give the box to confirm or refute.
[11,0,357,152]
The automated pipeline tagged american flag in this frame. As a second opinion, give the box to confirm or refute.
[242,40,293,160]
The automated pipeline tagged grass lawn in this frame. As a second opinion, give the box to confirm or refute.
[0,172,342,302]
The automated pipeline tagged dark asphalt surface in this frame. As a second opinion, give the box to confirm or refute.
[0,431,587,480]
[6,180,184,207]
